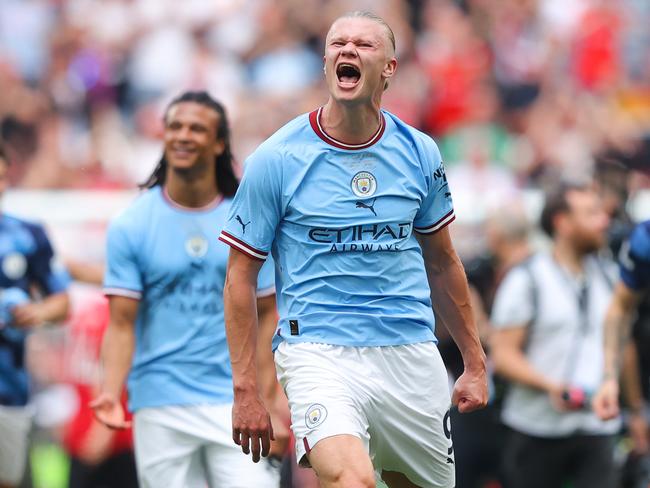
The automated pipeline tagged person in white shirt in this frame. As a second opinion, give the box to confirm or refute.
[490,183,620,488]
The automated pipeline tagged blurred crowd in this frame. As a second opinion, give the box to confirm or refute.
[0,0,649,193]
[2,1,650,488]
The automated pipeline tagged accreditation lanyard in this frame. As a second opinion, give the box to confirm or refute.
[553,260,591,384]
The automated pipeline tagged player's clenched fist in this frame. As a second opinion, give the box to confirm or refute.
[451,368,489,413]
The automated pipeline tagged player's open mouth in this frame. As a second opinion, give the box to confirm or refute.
[336,63,361,87]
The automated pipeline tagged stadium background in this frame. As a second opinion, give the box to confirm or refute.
[1,0,649,487]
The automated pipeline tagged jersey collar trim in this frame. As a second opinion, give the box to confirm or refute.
[309,107,386,150]
[162,187,223,212]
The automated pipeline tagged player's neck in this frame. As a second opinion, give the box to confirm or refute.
[165,170,220,209]
[321,100,382,145]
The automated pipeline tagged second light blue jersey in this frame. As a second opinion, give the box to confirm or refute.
[220,108,454,348]
[104,186,274,412]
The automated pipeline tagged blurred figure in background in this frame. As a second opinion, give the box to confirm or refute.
[90,91,284,488]
[593,220,650,476]
[606,219,650,487]
[0,146,70,488]
[491,183,619,488]
[61,266,138,488]
[441,206,532,488]
[592,221,650,487]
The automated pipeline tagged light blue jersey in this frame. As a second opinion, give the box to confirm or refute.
[220,108,454,348]
[104,186,274,412]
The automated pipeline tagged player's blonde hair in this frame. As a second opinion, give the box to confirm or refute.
[336,10,396,53]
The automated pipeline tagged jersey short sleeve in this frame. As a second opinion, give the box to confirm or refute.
[219,147,283,261]
[619,221,650,291]
[413,142,455,234]
[103,219,143,300]
[491,266,535,329]
[28,224,70,295]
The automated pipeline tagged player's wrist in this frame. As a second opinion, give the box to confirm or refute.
[628,403,646,416]
[98,385,122,402]
[233,381,258,397]
[462,350,487,374]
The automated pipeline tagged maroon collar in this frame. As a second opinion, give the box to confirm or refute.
[309,107,386,150]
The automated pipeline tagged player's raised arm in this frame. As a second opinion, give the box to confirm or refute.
[91,295,138,429]
[417,227,488,413]
[223,248,274,462]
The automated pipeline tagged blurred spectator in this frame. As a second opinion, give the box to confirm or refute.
[62,287,138,488]
[490,184,619,488]
[592,219,650,487]
[439,206,532,488]
[0,0,645,192]
[0,146,70,488]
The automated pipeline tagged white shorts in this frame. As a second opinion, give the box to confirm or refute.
[0,404,33,485]
[275,341,455,488]
[133,403,280,488]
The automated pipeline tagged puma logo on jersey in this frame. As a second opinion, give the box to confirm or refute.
[235,215,251,234]
[355,198,377,216]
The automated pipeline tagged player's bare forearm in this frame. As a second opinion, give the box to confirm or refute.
[101,296,137,398]
[594,283,643,420]
[418,230,485,371]
[603,283,642,382]
[418,228,488,412]
[256,294,290,457]
[224,249,274,461]
[256,294,280,402]
[621,342,646,413]
[224,249,264,394]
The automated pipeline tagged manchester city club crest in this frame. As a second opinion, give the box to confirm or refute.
[351,171,377,198]
[305,403,328,429]
[185,235,208,259]
[2,252,27,280]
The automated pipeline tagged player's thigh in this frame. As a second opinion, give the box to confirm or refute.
[274,342,370,467]
[371,343,454,488]
[308,434,375,488]
[133,408,204,488]
[0,405,33,487]
[382,470,422,488]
